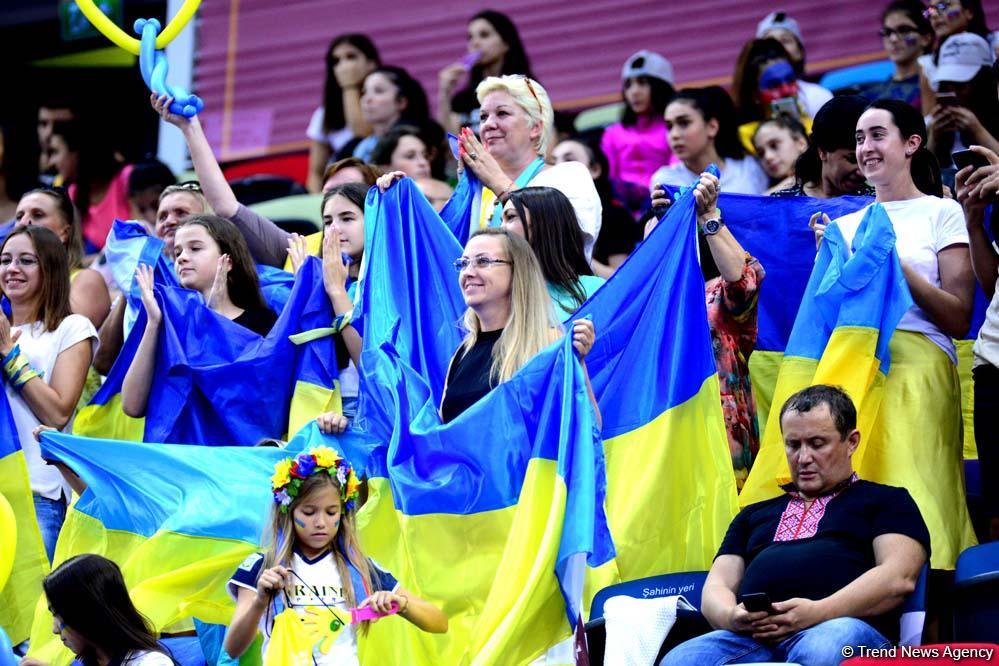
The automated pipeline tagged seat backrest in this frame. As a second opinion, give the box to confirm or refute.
[589,571,708,622]
[898,564,929,646]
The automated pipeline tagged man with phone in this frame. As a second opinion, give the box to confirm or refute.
[660,386,930,666]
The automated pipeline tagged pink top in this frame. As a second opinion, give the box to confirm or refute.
[600,116,675,188]
[69,164,133,251]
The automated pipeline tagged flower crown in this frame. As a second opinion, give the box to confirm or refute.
[271,446,361,514]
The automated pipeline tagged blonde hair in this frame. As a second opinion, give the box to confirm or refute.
[158,184,213,216]
[262,474,376,633]
[476,75,555,159]
[461,228,559,384]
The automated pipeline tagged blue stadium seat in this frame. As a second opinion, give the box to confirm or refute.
[953,542,999,643]
[818,60,894,93]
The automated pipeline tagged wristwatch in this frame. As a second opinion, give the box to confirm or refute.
[701,216,725,236]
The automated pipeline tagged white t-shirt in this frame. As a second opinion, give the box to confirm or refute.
[798,80,834,118]
[306,107,355,153]
[833,197,969,362]
[650,156,770,196]
[529,161,603,262]
[975,270,999,367]
[228,550,399,666]
[11,314,97,500]
[121,650,173,665]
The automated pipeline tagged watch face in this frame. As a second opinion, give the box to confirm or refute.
[705,218,721,234]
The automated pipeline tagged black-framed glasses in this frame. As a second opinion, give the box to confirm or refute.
[879,25,921,38]
[923,1,953,17]
[453,256,512,272]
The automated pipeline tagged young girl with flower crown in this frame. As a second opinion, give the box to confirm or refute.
[224,447,447,664]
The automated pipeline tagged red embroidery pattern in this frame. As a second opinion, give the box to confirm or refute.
[772,474,858,542]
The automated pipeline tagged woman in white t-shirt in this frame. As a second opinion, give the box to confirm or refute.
[20,554,175,666]
[821,99,976,568]
[0,226,96,562]
[650,87,769,196]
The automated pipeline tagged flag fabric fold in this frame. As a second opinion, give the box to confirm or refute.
[740,204,913,505]
[0,388,48,645]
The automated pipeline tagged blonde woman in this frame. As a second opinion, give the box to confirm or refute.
[455,75,602,261]
[439,228,598,423]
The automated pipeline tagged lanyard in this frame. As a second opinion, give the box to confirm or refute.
[486,157,546,227]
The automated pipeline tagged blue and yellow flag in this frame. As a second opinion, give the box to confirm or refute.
[74,255,341,444]
[351,179,612,663]
[740,204,912,505]
[0,388,49,645]
[27,432,289,665]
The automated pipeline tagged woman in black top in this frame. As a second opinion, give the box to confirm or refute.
[439,228,597,423]
[121,214,277,418]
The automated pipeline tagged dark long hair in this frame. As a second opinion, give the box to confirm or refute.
[177,214,268,311]
[367,66,430,124]
[866,99,943,196]
[19,187,85,271]
[621,76,676,127]
[732,38,793,124]
[44,554,171,666]
[1,225,72,332]
[506,187,593,313]
[50,119,122,216]
[795,94,869,187]
[672,87,746,160]
[454,10,534,104]
[320,182,368,259]
[370,125,425,167]
[882,0,935,52]
[322,34,381,134]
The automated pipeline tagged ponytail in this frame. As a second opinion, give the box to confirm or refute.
[911,145,942,197]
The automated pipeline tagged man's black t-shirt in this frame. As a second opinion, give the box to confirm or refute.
[717,479,931,642]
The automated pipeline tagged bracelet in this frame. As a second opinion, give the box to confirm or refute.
[495,181,517,205]
[1,344,20,369]
[332,309,353,334]
[398,594,410,615]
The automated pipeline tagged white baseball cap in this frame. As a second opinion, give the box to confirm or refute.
[621,50,675,86]
[934,32,995,85]
[756,11,803,43]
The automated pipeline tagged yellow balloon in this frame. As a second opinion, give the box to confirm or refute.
[0,492,16,592]
[72,0,202,55]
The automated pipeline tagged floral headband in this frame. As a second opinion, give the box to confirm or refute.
[271,446,361,513]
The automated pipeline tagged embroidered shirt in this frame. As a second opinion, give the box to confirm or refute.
[717,478,930,642]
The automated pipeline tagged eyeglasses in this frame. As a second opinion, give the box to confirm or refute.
[162,180,203,195]
[0,255,39,268]
[453,256,512,272]
[879,25,921,38]
[923,1,954,17]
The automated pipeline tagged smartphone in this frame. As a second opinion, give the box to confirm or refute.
[953,148,990,171]
[770,97,800,120]
[741,592,774,613]
[937,92,959,107]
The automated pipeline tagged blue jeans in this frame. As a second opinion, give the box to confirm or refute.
[660,617,891,666]
[33,493,67,563]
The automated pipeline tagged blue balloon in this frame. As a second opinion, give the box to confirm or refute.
[0,626,17,666]
[134,18,204,118]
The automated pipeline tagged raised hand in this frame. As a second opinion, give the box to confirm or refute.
[287,233,310,274]
[205,254,231,311]
[135,263,162,324]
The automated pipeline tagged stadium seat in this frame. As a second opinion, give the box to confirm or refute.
[574,102,625,133]
[248,193,323,232]
[899,564,929,646]
[953,542,999,643]
[818,60,894,94]
[229,175,307,206]
[585,571,710,665]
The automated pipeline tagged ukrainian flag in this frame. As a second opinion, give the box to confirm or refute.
[740,204,912,504]
[0,389,49,645]
[349,179,613,663]
[74,256,341,444]
[27,432,289,665]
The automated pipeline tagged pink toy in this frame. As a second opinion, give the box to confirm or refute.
[350,602,399,624]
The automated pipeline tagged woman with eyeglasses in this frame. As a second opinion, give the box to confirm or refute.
[439,227,598,424]
[0,226,97,561]
[918,0,993,113]
[455,75,602,262]
[865,0,935,108]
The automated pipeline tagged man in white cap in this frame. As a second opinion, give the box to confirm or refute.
[927,32,999,162]
[756,11,832,117]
